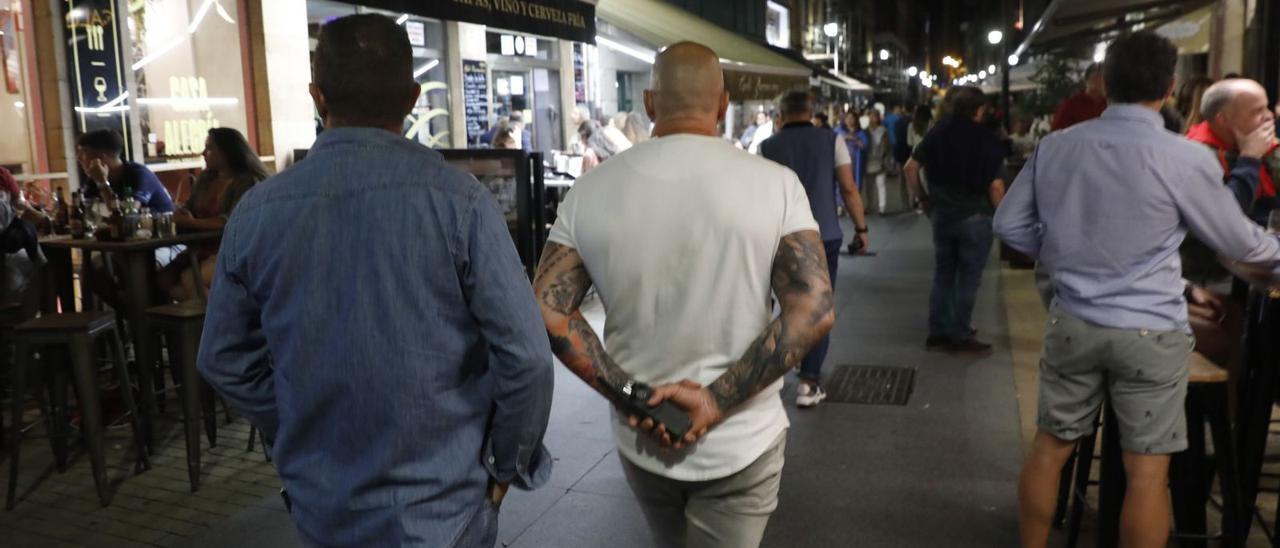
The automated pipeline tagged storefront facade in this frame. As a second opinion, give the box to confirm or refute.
[316,0,594,152]
[1,0,45,181]
[592,0,811,144]
[19,0,887,206]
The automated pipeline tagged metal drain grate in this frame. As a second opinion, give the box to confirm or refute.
[824,365,916,405]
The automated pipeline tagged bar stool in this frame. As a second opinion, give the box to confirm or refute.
[147,301,213,492]
[1059,353,1243,548]
[1170,353,1243,548]
[6,311,149,509]
[0,302,27,453]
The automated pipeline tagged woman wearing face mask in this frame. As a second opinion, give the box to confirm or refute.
[156,128,269,302]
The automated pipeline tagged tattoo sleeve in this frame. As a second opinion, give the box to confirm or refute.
[706,230,835,413]
[533,242,632,403]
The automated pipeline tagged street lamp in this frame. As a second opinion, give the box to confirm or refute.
[1008,54,1019,66]
[987,30,1003,45]
[823,22,839,38]
[988,64,997,74]
[979,70,988,79]
[906,66,918,77]
[879,49,890,61]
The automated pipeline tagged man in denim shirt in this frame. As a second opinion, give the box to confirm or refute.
[198,15,553,547]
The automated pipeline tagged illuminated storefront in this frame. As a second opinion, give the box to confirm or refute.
[306,0,453,149]
[0,0,42,179]
[127,0,254,163]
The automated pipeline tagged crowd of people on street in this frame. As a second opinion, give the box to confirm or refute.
[3,9,1275,548]
[189,14,1279,548]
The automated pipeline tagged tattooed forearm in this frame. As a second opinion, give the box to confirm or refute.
[707,230,834,413]
[535,243,633,403]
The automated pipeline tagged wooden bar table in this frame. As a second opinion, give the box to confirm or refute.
[39,230,222,450]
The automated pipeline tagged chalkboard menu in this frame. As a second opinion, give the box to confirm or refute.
[463,60,489,145]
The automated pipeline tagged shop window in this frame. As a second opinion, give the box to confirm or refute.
[306,1,451,148]
[0,2,36,175]
[127,0,252,164]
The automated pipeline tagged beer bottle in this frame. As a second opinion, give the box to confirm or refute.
[51,189,69,235]
[108,189,126,241]
[69,190,87,239]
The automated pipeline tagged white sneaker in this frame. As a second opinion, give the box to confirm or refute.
[796,382,827,408]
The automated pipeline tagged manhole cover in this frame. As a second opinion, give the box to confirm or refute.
[825,365,916,405]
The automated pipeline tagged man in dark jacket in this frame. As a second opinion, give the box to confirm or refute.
[904,86,1007,356]
[760,91,868,407]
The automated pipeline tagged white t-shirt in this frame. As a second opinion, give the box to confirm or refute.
[548,134,819,482]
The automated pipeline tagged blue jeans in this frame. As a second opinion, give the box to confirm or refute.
[928,215,993,341]
[799,239,842,382]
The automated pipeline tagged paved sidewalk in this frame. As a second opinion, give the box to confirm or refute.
[10,214,1274,546]
[198,213,1028,548]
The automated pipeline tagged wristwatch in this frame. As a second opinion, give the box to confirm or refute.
[855,226,869,234]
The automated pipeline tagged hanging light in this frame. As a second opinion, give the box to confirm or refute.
[1093,42,1108,63]
[823,22,839,38]
[1008,54,1020,66]
[988,64,997,74]
[906,66,919,77]
[987,30,1003,45]
[879,49,890,61]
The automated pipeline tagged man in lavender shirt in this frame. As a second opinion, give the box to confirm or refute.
[995,32,1280,548]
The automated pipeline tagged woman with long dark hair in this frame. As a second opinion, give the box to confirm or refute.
[157,127,269,301]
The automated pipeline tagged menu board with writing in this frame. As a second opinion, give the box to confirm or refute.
[463,60,489,145]
[573,43,586,103]
[62,0,133,158]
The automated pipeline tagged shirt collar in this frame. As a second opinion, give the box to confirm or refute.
[781,121,815,130]
[1100,104,1164,128]
[311,126,414,151]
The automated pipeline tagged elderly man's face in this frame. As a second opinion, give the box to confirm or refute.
[1227,88,1273,134]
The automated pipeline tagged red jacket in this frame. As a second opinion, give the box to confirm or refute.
[1186,120,1278,199]
[1051,91,1107,131]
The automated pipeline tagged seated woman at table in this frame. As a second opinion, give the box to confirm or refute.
[157,128,268,302]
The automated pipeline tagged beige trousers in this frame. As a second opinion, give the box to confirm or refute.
[620,432,787,548]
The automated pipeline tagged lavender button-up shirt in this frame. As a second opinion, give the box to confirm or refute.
[995,104,1280,331]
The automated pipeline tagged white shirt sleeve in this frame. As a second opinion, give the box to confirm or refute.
[834,136,852,167]
[780,170,820,236]
[546,185,578,248]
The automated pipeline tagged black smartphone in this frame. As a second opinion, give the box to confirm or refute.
[617,383,692,442]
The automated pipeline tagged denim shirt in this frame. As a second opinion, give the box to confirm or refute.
[197,127,554,547]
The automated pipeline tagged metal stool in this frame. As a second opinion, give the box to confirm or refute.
[147,301,212,492]
[6,311,148,509]
[1170,353,1243,548]
[0,302,27,453]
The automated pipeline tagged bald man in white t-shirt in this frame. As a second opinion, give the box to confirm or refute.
[533,42,835,548]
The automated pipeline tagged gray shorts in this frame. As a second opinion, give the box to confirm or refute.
[1037,309,1193,455]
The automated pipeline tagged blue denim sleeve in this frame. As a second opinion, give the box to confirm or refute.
[197,216,279,442]
[456,189,554,490]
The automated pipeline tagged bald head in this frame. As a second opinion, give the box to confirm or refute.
[1202,79,1271,147]
[645,41,728,135]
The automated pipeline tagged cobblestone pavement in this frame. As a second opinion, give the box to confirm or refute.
[0,400,281,548]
